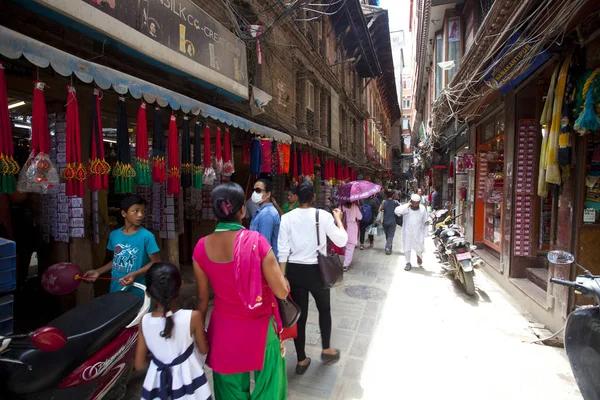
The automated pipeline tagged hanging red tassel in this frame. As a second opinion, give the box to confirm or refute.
[167,114,180,195]
[309,152,315,176]
[202,124,216,185]
[214,126,223,173]
[292,149,298,183]
[63,86,85,197]
[88,88,110,191]
[223,127,234,176]
[17,81,58,193]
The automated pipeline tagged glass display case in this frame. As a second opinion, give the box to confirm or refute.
[480,117,504,252]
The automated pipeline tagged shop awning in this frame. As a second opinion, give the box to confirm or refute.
[0,25,291,144]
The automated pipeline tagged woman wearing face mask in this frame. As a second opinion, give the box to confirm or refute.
[250,179,281,258]
[341,201,362,271]
[395,194,429,271]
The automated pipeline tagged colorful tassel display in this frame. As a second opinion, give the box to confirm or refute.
[87,88,110,191]
[113,97,135,194]
[181,117,192,189]
[193,121,203,189]
[63,86,85,197]
[0,63,18,193]
[135,102,152,186]
[167,114,180,195]
[152,106,166,184]
[574,68,600,134]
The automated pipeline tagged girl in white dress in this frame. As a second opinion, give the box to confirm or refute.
[135,262,212,399]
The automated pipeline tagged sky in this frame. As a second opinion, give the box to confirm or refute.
[379,0,411,33]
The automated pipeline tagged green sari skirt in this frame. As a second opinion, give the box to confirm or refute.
[212,320,287,399]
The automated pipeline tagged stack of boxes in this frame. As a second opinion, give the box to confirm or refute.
[0,238,16,335]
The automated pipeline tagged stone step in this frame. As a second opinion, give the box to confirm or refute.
[526,267,549,292]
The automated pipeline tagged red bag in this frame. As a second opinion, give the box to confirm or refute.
[280,323,298,341]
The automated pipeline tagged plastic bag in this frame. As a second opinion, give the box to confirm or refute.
[203,166,216,186]
[17,152,59,194]
[222,160,235,177]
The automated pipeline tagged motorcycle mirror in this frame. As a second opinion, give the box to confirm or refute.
[547,250,575,265]
[30,326,67,352]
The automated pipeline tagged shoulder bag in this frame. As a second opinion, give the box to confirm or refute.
[277,295,301,328]
[315,209,344,289]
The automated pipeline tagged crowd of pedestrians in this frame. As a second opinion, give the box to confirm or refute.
[128,179,433,399]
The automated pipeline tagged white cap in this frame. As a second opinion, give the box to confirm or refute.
[411,194,421,202]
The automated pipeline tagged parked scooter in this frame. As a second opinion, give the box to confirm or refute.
[432,209,484,296]
[547,250,600,400]
[0,283,150,400]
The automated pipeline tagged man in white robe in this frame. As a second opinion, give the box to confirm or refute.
[395,194,429,271]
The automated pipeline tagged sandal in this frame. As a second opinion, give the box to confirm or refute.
[343,265,349,272]
[296,357,312,375]
[321,349,341,364]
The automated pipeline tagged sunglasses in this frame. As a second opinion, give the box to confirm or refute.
[253,188,266,194]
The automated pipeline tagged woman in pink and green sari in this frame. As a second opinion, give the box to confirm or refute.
[193,182,289,399]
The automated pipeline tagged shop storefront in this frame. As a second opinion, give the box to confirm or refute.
[474,110,505,254]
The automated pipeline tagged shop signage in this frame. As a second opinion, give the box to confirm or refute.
[584,208,596,224]
[83,0,246,83]
[29,0,248,99]
[484,32,551,95]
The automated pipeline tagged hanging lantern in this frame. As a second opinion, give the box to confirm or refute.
[87,88,110,191]
[167,114,180,195]
[0,63,19,193]
[192,121,203,189]
[135,102,151,186]
[181,116,192,189]
[63,85,85,197]
[17,81,58,193]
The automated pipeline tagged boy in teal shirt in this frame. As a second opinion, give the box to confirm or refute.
[84,195,160,297]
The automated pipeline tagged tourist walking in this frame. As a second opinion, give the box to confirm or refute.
[395,194,429,271]
[359,196,378,249]
[193,182,289,399]
[136,262,212,400]
[250,179,281,257]
[379,189,400,255]
[278,181,348,375]
[342,201,362,271]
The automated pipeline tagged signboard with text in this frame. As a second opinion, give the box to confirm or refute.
[79,0,248,93]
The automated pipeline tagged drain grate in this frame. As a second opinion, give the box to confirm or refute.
[344,285,386,301]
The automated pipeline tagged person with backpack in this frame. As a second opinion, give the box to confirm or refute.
[359,196,378,250]
[379,189,401,255]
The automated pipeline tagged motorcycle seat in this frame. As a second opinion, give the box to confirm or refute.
[448,237,467,247]
[5,291,142,394]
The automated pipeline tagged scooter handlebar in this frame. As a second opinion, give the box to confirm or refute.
[550,278,589,295]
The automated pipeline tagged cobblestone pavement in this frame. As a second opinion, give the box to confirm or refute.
[126,233,581,399]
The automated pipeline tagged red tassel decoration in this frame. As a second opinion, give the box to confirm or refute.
[64,86,85,197]
[167,114,180,195]
[309,152,315,176]
[0,63,18,193]
[214,126,223,173]
[292,149,298,182]
[88,88,110,191]
[135,102,151,185]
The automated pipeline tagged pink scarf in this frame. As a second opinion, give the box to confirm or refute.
[233,230,283,333]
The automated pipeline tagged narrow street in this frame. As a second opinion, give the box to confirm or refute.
[127,233,581,400]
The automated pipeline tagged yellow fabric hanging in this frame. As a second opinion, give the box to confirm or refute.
[537,63,560,197]
[545,54,572,186]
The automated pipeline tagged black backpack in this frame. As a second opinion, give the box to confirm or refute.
[392,201,403,226]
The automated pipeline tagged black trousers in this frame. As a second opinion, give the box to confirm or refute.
[286,263,332,362]
[359,221,374,245]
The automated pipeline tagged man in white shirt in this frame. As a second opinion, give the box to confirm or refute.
[277,181,348,375]
[395,194,429,271]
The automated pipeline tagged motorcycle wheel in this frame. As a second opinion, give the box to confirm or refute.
[460,268,476,296]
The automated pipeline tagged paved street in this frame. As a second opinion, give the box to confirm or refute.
[127,233,581,399]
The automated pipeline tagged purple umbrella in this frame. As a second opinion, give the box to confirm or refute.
[334,180,382,202]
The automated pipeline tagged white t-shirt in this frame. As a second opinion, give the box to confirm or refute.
[278,207,348,264]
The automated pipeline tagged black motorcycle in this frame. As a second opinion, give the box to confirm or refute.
[547,250,600,400]
[432,209,484,296]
